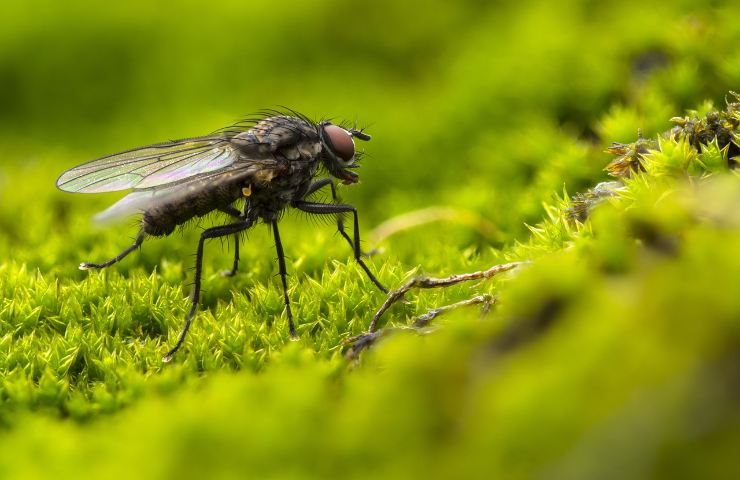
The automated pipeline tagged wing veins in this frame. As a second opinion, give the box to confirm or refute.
[64,138,228,176]
[79,147,214,191]
[58,138,242,192]
[131,145,226,179]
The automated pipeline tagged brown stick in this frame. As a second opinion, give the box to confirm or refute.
[345,294,498,360]
[369,261,524,332]
[412,294,495,328]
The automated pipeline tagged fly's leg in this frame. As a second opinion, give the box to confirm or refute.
[218,206,242,277]
[79,230,145,270]
[304,178,334,197]
[162,219,253,363]
[292,200,388,294]
[271,221,296,338]
[303,179,365,255]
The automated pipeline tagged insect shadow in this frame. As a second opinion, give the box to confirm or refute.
[57,110,387,362]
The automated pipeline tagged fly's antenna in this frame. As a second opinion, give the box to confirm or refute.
[349,128,371,141]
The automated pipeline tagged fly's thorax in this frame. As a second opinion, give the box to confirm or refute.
[231,116,323,165]
[246,116,319,148]
[227,116,327,223]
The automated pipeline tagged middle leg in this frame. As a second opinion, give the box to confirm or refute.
[162,218,253,362]
[271,221,297,338]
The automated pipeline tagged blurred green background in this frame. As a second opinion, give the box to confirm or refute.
[3,0,736,243]
[1,0,740,478]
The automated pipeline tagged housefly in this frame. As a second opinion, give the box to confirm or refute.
[57,110,387,362]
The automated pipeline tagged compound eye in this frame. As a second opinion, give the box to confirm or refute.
[323,124,355,162]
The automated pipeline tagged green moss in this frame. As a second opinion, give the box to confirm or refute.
[2,0,740,478]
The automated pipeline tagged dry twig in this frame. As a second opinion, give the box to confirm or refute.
[343,262,525,359]
[370,261,524,332]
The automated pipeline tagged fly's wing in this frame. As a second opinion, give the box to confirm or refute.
[56,136,241,193]
[59,115,315,224]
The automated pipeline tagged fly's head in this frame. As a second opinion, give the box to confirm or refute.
[318,122,371,184]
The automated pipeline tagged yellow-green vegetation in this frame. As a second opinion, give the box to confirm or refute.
[1,0,740,478]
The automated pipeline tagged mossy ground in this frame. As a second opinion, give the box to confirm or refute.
[1,0,740,478]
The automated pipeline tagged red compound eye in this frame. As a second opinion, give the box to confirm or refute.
[323,124,355,162]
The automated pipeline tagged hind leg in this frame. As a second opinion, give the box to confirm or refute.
[79,230,145,270]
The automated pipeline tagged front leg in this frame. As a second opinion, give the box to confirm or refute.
[303,178,363,254]
[292,200,387,294]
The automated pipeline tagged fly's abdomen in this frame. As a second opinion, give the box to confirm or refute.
[142,173,248,236]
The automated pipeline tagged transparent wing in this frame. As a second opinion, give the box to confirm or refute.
[56,136,240,193]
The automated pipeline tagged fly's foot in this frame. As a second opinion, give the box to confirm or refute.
[79,262,103,270]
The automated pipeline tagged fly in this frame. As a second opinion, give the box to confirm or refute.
[56,110,387,362]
